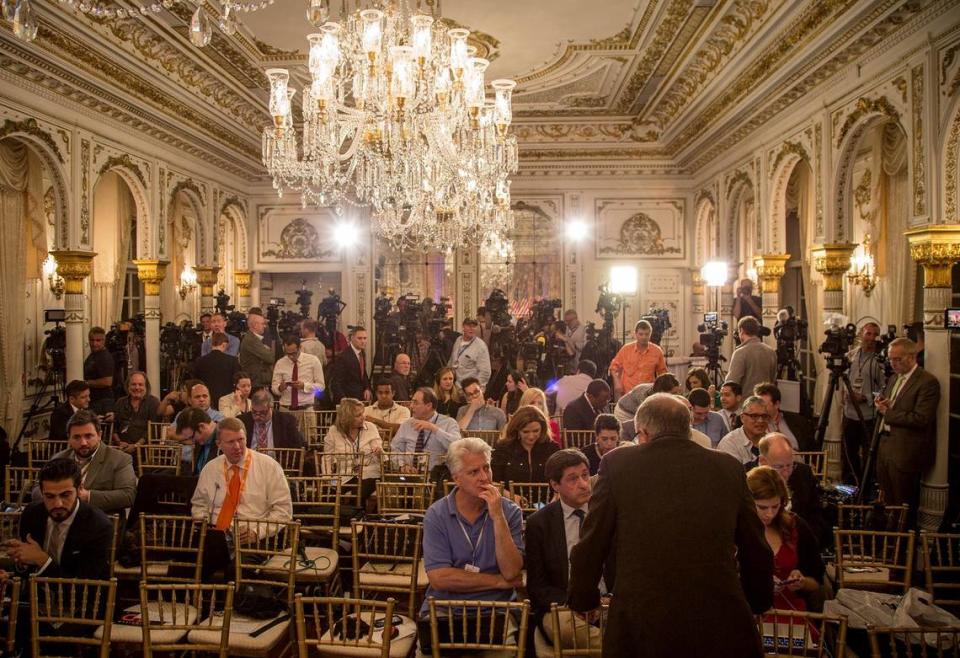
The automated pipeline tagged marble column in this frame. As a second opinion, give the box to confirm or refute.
[134,260,169,396]
[906,226,960,531]
[812,243,857,481]
[193,266,220,315]
[691,269,705,317]
[754,253,791,340]
[52,250,96,383]
[234,270,252,312]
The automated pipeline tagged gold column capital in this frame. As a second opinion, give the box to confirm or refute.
[906,225,960,288]
[133,259,169,296]
[753,253,791,294]
[193,266,221,296]
[811,243,856,292]
[234,269,252,295]
[690,268,705,296]
[51,249,97,294]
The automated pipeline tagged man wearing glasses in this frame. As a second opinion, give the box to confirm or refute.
[716,396,771,468]
[237,389,304,451]
[456,377,507,432]
[757,433,828,545]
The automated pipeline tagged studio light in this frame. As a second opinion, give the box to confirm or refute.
[701,261,729,288]
[565,219,589,242]
[609,265,638,295]
[334,222,360,250]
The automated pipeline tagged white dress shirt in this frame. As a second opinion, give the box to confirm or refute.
[190,449,293,529]
[323,422,383,479]
[272,352,325,408]
[218,393,251,419]
[559,499,606,594]
[716,427,759,465]
[38,500,81,573]
[364,403,411,425]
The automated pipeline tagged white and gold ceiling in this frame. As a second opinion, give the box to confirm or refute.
[0,0,948,182]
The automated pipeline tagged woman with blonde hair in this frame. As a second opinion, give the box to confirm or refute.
[432,366,466,417]
[491,405,560,485]
[323,397,382,504]
[519,387,561,445]
[746,466,824,614]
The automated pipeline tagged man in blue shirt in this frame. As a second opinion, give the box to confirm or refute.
[390,387,461,470]
[419,437,524,652]
[689,388,727,447]
[456,377,507,432]
[200,313,240,356]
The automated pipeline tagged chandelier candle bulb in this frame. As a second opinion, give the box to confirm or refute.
[411,14,433,67]
[448,28,470,82]
[360,9,383,60]
[306,0,328,27]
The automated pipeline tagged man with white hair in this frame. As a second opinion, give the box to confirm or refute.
[419,437,524,653]
[758,432,828,545]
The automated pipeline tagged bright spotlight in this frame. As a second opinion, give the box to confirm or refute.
[609,265,638,295]
[701,261,728,288]
[334,222,360,249]
[565,219,588,242]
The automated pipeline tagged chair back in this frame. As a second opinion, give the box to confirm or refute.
[0,577,20,654]
[29,576,117,658]
[0,511,20,558]
[258,446,305,476]
[507,482,554,516]
[28,439,68,468]
[795,451,828,484]
[146,421,169,444]
[867,626,960,657]
[562,430,594,451]
[834,529,915,593]
[546,603,607,656]
[838,504,910,532]
[139,515,208,583]
[376,481,434,515]
[138,581,233,657]
[233,518,301,607]
[466,430,500,447]
[378,427,395,442]
[352,520,423,614]
[427,597,529,657]
[297,410,337,450]
[921,531,960,615]
[381,451,431,482]
[3,466,39,507]
[99,420,114,443]
[294,595,397,658]
[289,476,342,548]
[758,609,848,657]
[316,451,367,507]
[137,444,182,477]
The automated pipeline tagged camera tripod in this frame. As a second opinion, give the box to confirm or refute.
[12,365,66,459]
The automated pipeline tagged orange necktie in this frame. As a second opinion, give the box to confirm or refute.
[215,465,241,531]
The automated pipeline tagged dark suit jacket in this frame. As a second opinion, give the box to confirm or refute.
[48,403,77,441]
[328,348,370,403]
[238,331,275,389]
[18,501,113,580]
[238,410,305,449]
[561,395,598,431]
[48,445,137,513]
[525,499,615,626]
[192,350,241,409]
[879,367,940,473]
[787,462,829,547]
[568,436,773,658]
[491,440,560,485]
[783,411,816,452]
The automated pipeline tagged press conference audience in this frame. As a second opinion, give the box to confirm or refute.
[238,308,276,389]
[364,377,411,432]
[432,366,466,418]
[671,395,713,449]
[272,334,325,410]
[298,318,328,367]
[390,387,462,471]
[726,317,777,398]
[718,381,743,431]
[165,382,223,446]
[581,414,621,475]
[491,406,560,485]
[218,371,253,418]
[111,371,160,452]
[322,397,382,504]
[447,317,492,388]
[157,378,199,421]
[84,326,115,414]
[613,373,680,439]
[419,437,524,652]
[758,433,829,546]
[519,387,561,444]
[192,331,241,409]
[716,396,771,467]
[49,379,91,441]
[562,379,612,431]
[754,382,812,451]
[457,377,507,431]
[500,369,529,416]
[608,319,668,395]
[388,352,414,401]
[238,389,305,450]
[329,326,372,403]
[175,408,219,475]
[688,387,726,447]
[552,360,594,412]
[200,312,240,356]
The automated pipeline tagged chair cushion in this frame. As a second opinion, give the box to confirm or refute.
[358,560,427,588]
[113,562,170,578]
[841,565,891,584]
[188,612,290,652]
[261,546,339,581]
[314,613,416,657]
[96,602,197,643]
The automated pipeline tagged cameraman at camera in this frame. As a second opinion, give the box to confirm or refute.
[732,278,762,323]
[609,320,668,396]
[448,318,491,389]
[726,317,777,399]
[84,327,115,415]
[839,322,885,484]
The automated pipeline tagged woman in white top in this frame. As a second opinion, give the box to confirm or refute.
[323,397,383,505]
[218,371,252,419]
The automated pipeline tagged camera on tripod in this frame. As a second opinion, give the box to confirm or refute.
[531,298,562,331]
[318,289,345,321]
[214,289,235,315]
[697,312,728,345]
[485,289,513,328]
[595,284,622,324]
[773,307,807,344]
[642,307,671,346]
[818,320,858,367]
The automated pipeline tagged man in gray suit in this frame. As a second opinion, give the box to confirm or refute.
[726,316,777,398]
[875,337,940,528]
[239,309,275,390]
[49,409,137,515]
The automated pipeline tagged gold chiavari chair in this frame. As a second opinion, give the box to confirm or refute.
[352,520,425,615]
[294,595,417,658]
[795,451,828,485]
[837,504,910,532]
[258,446,305,477]
[139,582,234,658]
[426,598,529,658]
[146,421,169,444]
[0,511,19,568]
[376,481,435,515]
[506,482,554,516]
[466,430,501,447]
[3,465,38,507]
[28,439,68,468]
[136,443,182,477]
[758,609,848,657]
[921,531,960,615]
[561,430,594,451]
[316,451,367,508]
[139,515,208,583]
[380,451,431,483]
[0,577,19,655]
[285,477,341,593]
[867,625,960,658]
[834,529,915,594]
[532,603,608,657]
[30,576,117,658]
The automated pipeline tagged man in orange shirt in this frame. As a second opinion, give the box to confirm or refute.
[609,320,668,396]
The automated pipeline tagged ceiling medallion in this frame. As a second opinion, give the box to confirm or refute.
[261,0,518,251]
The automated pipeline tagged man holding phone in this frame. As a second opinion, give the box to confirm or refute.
[272,335,324,410]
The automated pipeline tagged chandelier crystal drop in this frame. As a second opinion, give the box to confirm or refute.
[12,0,38,41]
[189,4,213,47]
[261,3,519,251]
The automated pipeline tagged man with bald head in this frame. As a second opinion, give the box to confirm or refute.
[568,393,773,658]
[758,433,828,545]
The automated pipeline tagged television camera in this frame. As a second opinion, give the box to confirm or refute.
[697,312,729,385]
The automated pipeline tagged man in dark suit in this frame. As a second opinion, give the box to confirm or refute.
[526,449,614,644]
[193,332,241,409]
[328,326,371,404]
[759,433,829,547]
[875,338,940,528]
[238,309,275,390]
[561,379,611,431]
[238,389,304,450]
[568,393,773,658]
[48,380,91,441]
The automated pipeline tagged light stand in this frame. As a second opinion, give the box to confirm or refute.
[609,265,638,345]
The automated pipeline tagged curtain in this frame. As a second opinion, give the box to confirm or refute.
[110,188,132,321]
[879,124,911,327]
[794,168,825,413]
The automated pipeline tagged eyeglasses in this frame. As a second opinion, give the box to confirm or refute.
[741,412,770,421]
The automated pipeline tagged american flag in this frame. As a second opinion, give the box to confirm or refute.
[510,298,532,319]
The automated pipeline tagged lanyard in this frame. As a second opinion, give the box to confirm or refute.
[456,511,488,565]
[456,339,473,360]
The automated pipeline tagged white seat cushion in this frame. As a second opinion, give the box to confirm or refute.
[95,602,197,643]
[188,612,290,652]
[358,560,427,588]
[314,613,417,657]
[113,562,170,578]
[260,546,339,581]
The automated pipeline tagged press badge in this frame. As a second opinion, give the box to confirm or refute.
[464,564,480,573]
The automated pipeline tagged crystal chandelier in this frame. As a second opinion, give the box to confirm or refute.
[261,1,519,251]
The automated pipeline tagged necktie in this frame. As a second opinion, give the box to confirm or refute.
[290,359,299,409]
[77,458,91,485]
[572,508,586,533]
[415,429,426,453]
[889,375,906,404]
[256,423,268,451]
[45,522,63,563]
[215,465,241,531]
[750,445,760,458]
[358,350,366,377]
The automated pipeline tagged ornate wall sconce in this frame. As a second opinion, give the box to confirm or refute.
[178,266,197,300]
[42,254,64,299]
[848,235,878,296]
